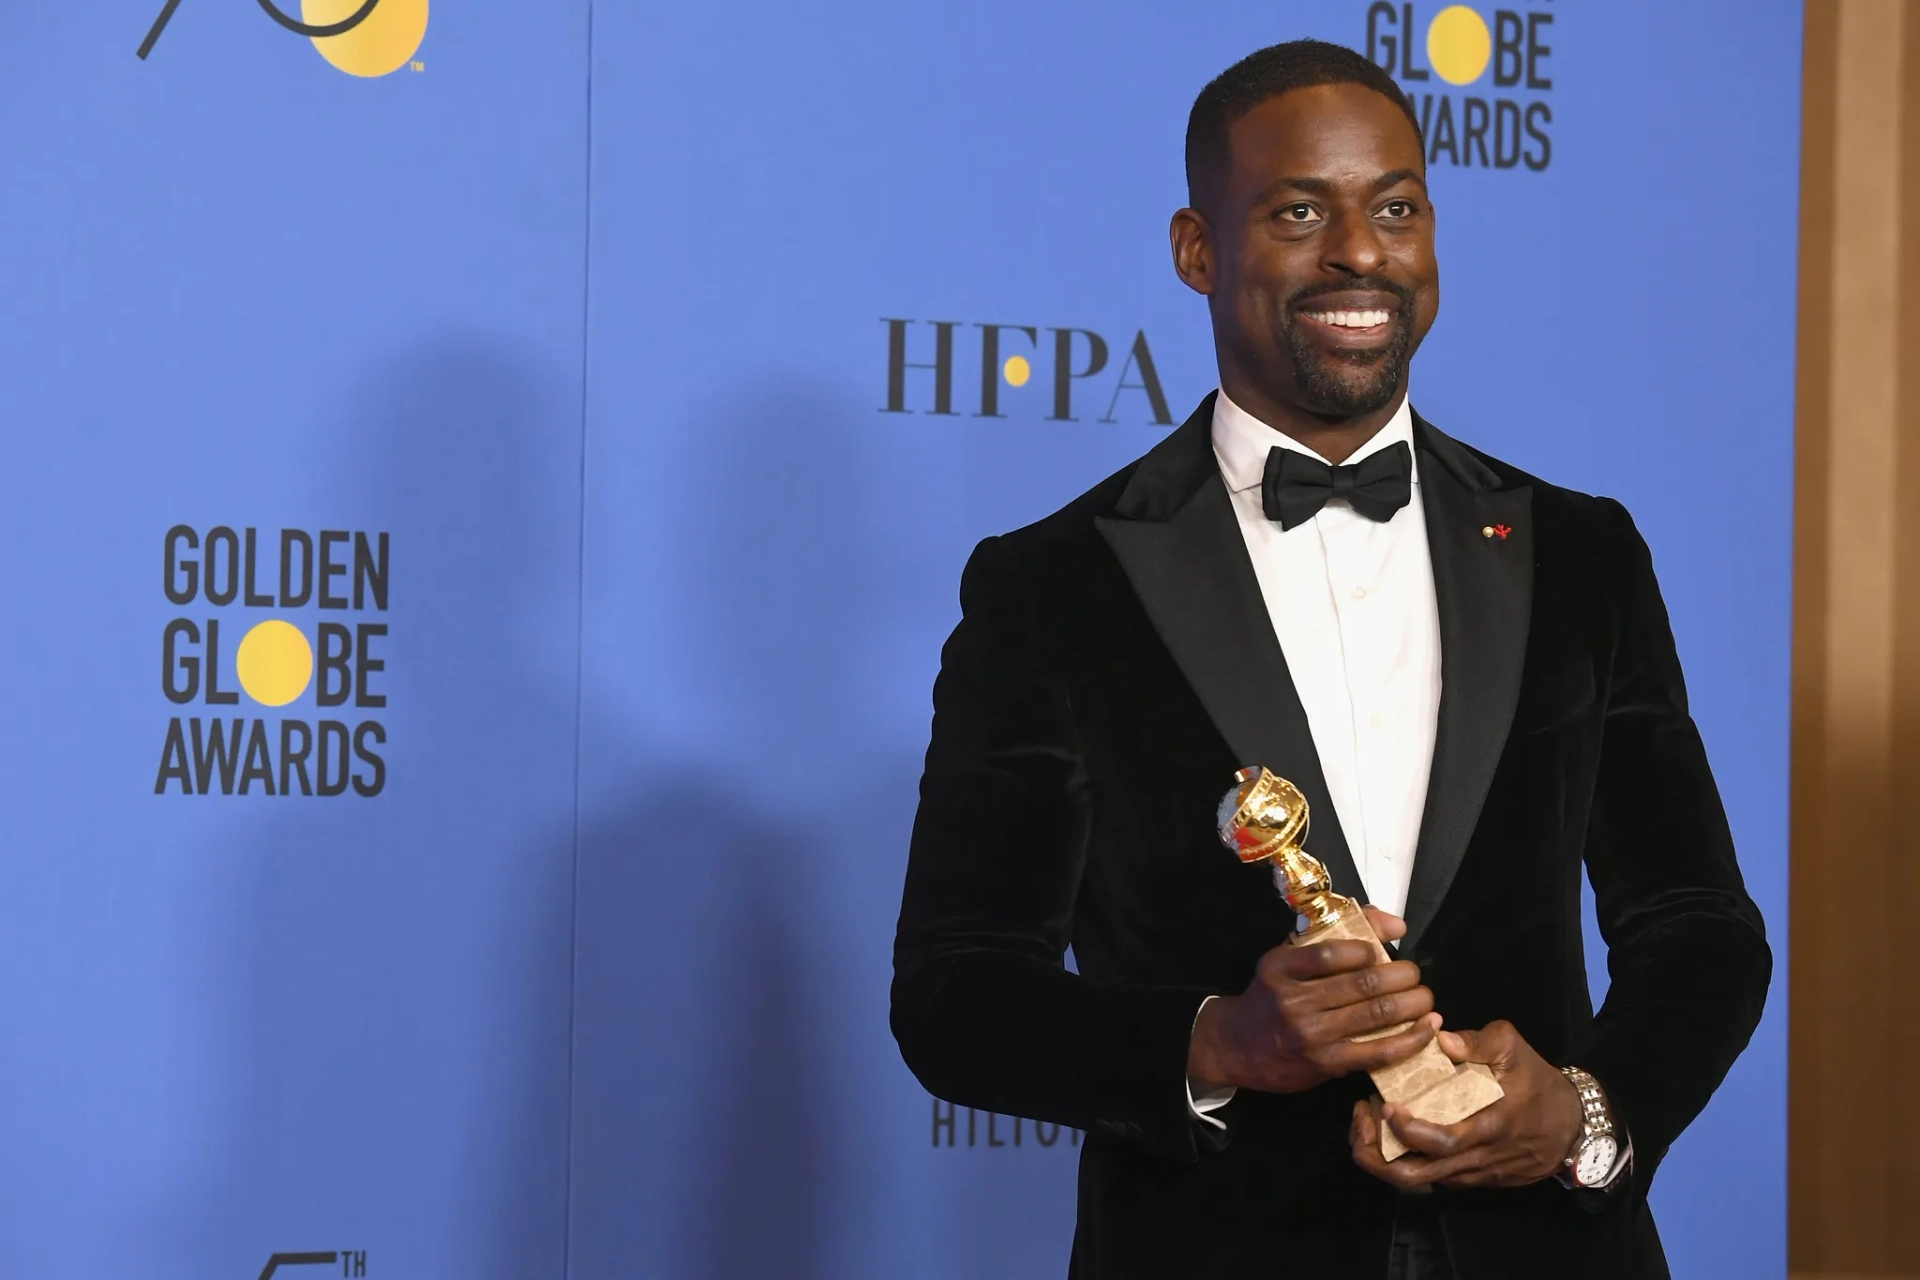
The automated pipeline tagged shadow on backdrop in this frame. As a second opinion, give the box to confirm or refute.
[173,341,579,1280]
[567,385,905,1279]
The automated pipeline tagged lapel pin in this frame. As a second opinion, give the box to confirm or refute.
[1481,524,1511,540]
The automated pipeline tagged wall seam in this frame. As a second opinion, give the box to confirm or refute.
[562,1,597,1277]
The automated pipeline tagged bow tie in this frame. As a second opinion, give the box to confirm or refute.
[1261,440,1414,530]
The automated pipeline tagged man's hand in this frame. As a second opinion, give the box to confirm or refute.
[1188,907,1440,1095]
[1348,1020,1584,1190]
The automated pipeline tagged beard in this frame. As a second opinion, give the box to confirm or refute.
[1281,278,1417,418]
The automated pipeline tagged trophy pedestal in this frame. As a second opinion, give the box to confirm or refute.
[1290,906,1504,1161]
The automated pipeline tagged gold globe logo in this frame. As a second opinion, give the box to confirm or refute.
[235,620,315,708]
[156,524,392,799]
[1426,5,1492,86]
[138,0,429,78]
[1363,3,1555,172]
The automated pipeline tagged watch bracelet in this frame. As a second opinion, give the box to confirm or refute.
[1556,1065,1627,1189]
[1561,1065,1615,1140]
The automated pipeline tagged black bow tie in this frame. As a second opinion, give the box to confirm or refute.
[1261,440,1414,530]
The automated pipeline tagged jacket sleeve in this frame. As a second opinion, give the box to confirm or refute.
[890,535,1220,1161]
[1575,501,1773,1179]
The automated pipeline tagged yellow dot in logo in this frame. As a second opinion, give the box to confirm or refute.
[1004,355,1032,387]
[302,0,429,78]
[1427,5,1492,86]
[236,620,314,707]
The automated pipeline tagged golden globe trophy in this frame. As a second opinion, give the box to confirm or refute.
[1217,766,1502,1160]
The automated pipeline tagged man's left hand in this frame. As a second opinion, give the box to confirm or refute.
[1348,1020,1583,1190]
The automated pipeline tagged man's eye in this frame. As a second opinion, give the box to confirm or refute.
[1277,203,1319,223]
[1380,200,1417,218]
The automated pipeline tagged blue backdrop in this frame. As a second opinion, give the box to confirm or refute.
[0,2,1796,1278]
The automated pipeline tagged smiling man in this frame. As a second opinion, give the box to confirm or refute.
[891,40,1769,1280]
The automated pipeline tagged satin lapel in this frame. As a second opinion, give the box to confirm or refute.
[1093,398,1362,901]
[1400,416,1533,953]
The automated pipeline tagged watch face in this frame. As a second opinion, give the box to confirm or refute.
[1575,1135,1620,1187]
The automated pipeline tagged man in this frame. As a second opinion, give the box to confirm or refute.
[890,39,1769,1280]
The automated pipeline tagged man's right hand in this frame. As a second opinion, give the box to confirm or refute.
[1186,906,1440,1095]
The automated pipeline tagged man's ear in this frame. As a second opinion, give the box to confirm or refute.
[1170,207,1216,296]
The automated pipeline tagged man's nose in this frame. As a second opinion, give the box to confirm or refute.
[1321,209,1389,277]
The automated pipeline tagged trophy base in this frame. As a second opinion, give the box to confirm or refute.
[1289,899,1504,1162]
[1377,1061,1503,1161]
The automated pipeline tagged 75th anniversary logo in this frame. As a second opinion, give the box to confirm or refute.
[256,1252,366,1280]
[138,0,429,77]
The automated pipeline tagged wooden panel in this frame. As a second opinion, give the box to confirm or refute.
[1791,1,1920,1274]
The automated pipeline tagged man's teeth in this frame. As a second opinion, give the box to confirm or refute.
[1304,309,1391,328]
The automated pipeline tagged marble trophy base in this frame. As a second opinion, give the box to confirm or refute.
[1290,904,1504,1161]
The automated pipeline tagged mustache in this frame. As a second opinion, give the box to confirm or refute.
[1285,277,1416,314]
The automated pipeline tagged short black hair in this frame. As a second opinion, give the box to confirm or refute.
[1185,39,1424,213]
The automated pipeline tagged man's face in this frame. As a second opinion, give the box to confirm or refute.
[1182,82,1438,420]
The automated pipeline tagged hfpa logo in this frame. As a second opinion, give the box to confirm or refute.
[880,319,1174,425]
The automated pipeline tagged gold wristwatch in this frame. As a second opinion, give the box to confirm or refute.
[1556,1066,1627,1190]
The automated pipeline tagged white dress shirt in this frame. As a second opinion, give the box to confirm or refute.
[1211,388,1442,914]
[1189,388,1443,1125]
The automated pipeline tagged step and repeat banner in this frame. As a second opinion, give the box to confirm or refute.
[0,3,590,1279]
[0,2,1796,1278]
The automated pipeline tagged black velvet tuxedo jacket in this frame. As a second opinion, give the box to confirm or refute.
[891,396,1771,1279]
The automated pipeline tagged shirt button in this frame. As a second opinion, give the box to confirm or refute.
[1369,713,1386,730]
[1379,848,1396,860]
[1351,586,1368,600]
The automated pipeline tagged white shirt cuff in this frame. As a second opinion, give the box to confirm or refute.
[1186,994,1237,1129]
